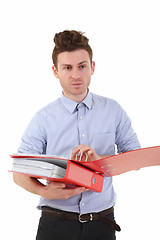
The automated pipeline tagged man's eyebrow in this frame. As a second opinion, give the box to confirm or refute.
[60,64,72,67]
[60,61,88,67]
[78,61,88,65]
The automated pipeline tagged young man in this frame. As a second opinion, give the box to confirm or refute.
[13,30,141,240]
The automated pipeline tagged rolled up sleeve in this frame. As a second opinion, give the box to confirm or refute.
[115,103,141,153]
[18,113,47,154]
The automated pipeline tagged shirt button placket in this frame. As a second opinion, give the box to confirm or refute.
[77,103,88,145]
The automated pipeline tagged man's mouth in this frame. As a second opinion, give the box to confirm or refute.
[71,82,82,86]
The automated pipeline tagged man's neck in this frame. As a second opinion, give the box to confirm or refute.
[63,90,88,103]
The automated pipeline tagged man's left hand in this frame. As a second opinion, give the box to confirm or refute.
[71,144,101,161]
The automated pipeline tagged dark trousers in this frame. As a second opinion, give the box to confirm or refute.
[36,211,116,240]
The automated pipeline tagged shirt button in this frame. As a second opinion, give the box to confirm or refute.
[80,116,83,119]
[82,134,85,137]
[82,203,85,207]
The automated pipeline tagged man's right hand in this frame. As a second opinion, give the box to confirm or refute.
[13,173,88,200]
[40,181,88,200]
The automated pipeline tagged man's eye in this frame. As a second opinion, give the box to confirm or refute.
[63,65,72,70]
[79,65,86,69]
[66,66,71,70]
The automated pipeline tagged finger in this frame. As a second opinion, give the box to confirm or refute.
[74,145,91,161]
[71,147,82,159]
[49,181,66,189]
[71,145,87,160]
[80,145,91,154]
[72,147,81,155]
[77,144,85,149]
[87,149,95,157]
[71,145,94,161]
[74,144,87,153]
[80,146,94,161]
[87,149,101,161]
[63,187,88,199]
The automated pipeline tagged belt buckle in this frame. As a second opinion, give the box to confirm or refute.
[79,213,93,223]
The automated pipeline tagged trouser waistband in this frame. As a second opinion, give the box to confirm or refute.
[41,206,121,232]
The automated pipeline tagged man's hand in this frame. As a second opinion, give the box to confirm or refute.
[71,144,101,161]
[13,145,109,200]
[13,173,88,200]
[41,182,88,200]
[71,144,110,161]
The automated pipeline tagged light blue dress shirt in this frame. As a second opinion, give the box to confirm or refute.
[18,92,141,214]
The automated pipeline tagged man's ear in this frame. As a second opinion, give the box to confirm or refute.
[52,65,59,78]
[91,61,95,75]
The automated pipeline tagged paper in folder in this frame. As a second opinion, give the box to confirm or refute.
[10,146,160,192]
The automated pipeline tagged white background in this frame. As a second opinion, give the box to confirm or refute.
[0,0,160,239]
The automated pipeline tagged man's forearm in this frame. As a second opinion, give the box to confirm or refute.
[13,173,45,196]
[13,172,88,199]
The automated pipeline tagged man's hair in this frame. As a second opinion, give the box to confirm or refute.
[52,30,93,68]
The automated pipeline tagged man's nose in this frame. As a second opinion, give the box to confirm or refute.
[71,69,80,80]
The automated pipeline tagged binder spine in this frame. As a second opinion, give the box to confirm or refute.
[65,162,104,192]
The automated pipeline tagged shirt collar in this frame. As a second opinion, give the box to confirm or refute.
[60,91,93,114]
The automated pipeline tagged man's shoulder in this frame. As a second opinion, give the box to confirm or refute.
[36,98,61,117]
[91,92,119,106]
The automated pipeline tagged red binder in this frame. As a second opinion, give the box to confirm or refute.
[72,146,160,177]
[10,155,104,192]
[10,146,160,192]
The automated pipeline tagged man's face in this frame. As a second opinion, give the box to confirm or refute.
[52,49,95,102]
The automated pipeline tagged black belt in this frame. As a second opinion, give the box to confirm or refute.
[41,206,121,232]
